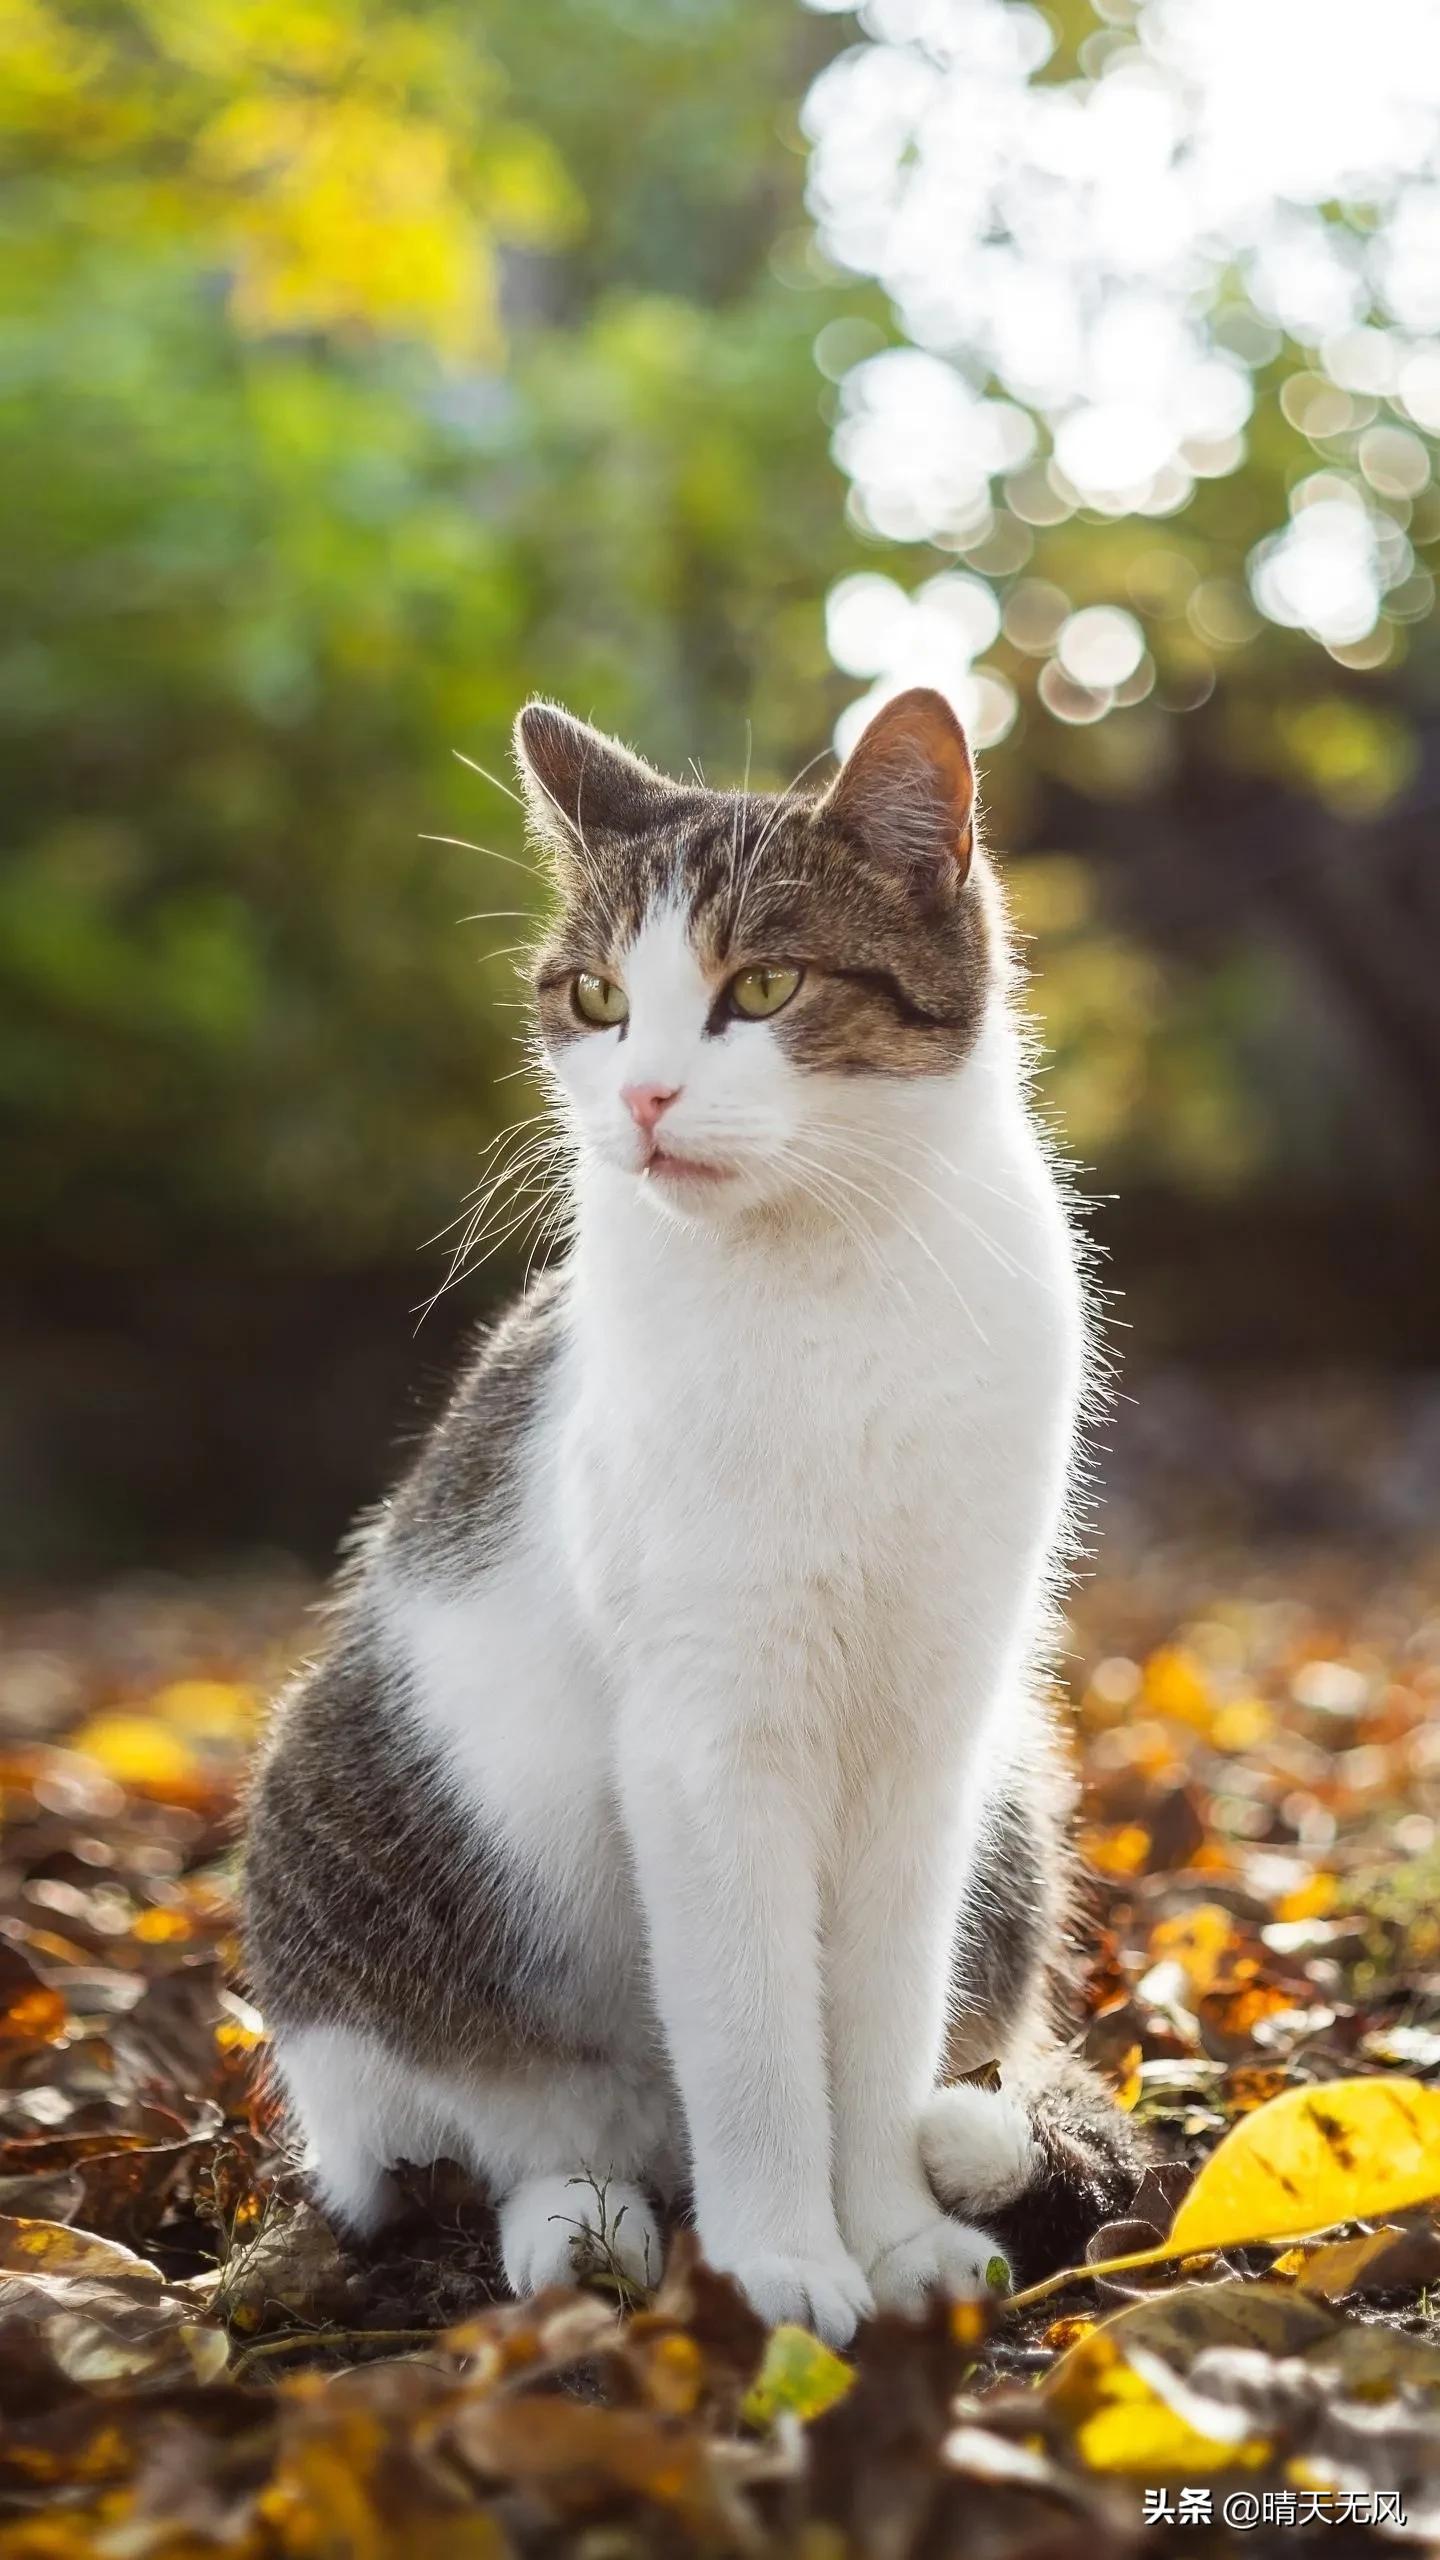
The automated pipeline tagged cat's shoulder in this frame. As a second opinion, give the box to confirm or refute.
[381,1268,571,1575]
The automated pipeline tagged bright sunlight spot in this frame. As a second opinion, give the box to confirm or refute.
[805,0,1440,746]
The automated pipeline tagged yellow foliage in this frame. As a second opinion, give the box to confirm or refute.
[1274,697,1418,816]
[1169,2076,1440,2253]
[1042,2286,1335,2477]
[1211,1696,1273,1752]
[4,0,580,357]
[67,1713,199,1798]
[1079,1822,1150,1877]
[1149,1904,1235,1994]
[1055,2337,1271,2477]
[742,2326,855,2428]
[1275,1870,1337,1923]
[1143,1646,1214,1727]
[152,1678,257,1737]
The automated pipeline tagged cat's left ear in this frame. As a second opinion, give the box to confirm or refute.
[821,687,975,888]
[513,701,670,855]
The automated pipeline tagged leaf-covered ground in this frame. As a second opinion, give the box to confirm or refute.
[4,1411,1440,2552]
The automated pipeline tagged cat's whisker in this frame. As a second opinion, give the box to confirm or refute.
[453,1139,570,1247]
[805,1124,1056,1296]
[417,1168,569,1324]
[421,1124,568,1259]
[724,722,754,924]
[519,1187,576,1296]
[457,1110,562,1188]
[422,834,542,882]
[773,1148,914,1310]
[782,1146,989,1343]
[457,910,533,928]
[452,748,526,808]
[807,1115,1039,1220]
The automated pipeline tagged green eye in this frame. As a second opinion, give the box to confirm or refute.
[573,972,629,1028]
[729,964,802,1020]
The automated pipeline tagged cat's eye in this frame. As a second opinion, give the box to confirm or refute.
[573,972,629,1028]
[728,964,802,1020]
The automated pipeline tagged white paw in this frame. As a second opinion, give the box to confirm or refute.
[918,2082,1036,2216]
[867,2213,1008,2312]
[718,2247,875,2347]
[499,2175,662,2298]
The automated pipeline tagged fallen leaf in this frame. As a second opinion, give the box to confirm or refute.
[742,2322,855,2427]
[1167,2075,1440,2253]
[1288,2221,1440,2302]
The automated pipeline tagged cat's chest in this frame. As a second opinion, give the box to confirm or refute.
[569,1249,1054,1602]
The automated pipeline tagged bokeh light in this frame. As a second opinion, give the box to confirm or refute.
[805,0,1440,744]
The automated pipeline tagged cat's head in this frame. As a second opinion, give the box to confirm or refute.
[516,688,999,1223]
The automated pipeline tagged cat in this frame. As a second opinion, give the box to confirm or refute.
[244,685,1140,2344]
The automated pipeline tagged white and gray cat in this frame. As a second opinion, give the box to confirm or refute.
[245,686,1138,2344]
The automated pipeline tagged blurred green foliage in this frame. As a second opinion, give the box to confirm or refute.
[2,0,853,1262]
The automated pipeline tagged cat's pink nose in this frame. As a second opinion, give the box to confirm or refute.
[622,1081,680,1136]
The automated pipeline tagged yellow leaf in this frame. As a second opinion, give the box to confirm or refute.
[1079,1822,1150,1877]
[152,1678,257,1738]
[1276,1870,1337,1923]
[131,1905,192,1944]
[1042,2285,1334,2478]
[67,1713,199,1798]
[1076,2360,1270,2477]
[743,2325,854,2428]
[1148,1904,1235,1993]
[1168,2076,1440,2254]
[1143,1645,1214,1726]
[1211,1696,1272,1752]
[0,2216,162,2281]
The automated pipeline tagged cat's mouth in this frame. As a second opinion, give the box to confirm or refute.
[640,1143,734,1188]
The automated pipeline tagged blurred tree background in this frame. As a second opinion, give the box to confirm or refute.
[3,0,1438,1569]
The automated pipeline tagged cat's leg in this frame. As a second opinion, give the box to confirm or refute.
[619,1675,874,2346]
[930,1755,1145,2282]
[825,1748,1007,2309]
[274,2019,425,2234]
[451,2054,672,2299]
[274,2022,669,2293]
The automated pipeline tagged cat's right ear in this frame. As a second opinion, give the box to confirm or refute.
[513,701,668,856]
[821,686,975,890]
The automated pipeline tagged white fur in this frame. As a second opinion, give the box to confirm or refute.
[919,2084,1039,2216]
[271,878,1085,2346]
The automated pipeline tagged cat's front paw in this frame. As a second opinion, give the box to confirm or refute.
[719,2247,874,2347]
[867,2213,1009,2312]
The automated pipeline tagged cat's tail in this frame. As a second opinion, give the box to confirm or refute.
[919,2051,1143,2288]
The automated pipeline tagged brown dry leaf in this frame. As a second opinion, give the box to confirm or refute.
[0,1945,67,2051]
[451,2394,724,2533]
[1287,2220,1440,2301]
[0,2214,228,2412]
[216,2190,355,2337]
[0,2169,84,2223]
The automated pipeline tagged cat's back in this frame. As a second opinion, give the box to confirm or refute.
[382,1264,573,1581]
[244,1265,621,2060]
